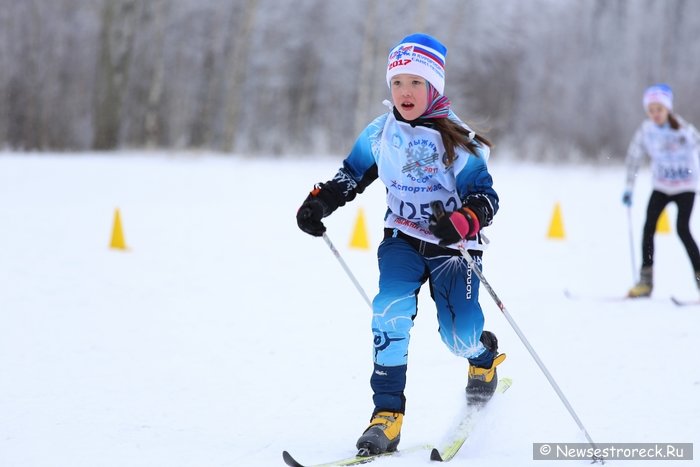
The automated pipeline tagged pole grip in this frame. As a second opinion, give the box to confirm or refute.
[430,200,446,220]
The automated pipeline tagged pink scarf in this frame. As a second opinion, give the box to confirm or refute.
[421,83,450,119]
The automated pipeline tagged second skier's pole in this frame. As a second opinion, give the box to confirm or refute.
[626,206,638,283]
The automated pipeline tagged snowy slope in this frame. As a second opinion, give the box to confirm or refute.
[0,153,698,467]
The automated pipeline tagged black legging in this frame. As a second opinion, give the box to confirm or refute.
[641,190,700,271]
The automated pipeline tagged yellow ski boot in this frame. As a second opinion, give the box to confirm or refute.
[356,411,403,456]
[466,353,507,406]
[466,330,506,406]
[628,266,653,298]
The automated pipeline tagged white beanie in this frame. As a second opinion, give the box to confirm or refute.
[643,84,673,111]
[386,33,447,95]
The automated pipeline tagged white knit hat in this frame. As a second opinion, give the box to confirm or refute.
[643,84,673,111]
[386,33,447,95]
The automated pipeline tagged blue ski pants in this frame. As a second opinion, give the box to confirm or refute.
[370,234,491,413]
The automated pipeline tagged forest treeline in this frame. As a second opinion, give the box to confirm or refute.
[2,0,699,159]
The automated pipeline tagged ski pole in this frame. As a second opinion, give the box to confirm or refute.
[459,245,602,459]
[429,201,603,463]
[322,232,373,309]
[626,205,637,283]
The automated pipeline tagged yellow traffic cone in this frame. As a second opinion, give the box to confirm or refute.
[656,208,671,234]
[110,208,128,250]
[547,202,566,240]
[349,207,370,250]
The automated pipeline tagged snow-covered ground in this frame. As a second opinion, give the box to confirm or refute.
[0,152,698,467]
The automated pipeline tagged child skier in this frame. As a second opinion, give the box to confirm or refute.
[623,84,700,297]
[296,33,505,456]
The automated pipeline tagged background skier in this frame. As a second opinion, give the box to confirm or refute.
[624,83,700,297]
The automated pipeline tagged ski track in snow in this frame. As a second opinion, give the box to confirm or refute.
[0,152,698,467]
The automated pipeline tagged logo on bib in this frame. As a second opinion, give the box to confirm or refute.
[402,139,439,183]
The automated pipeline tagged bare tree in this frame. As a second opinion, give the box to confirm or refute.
[144,0,167,148]
[92,0,138,150]
[221,0,258,152]
[353,0,378,137]
[3,1,47,149]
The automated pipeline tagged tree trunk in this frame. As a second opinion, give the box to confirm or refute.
[144,0,167,148]
[92,0,137,150]
[353,0,377,137]
[221,0,258,153]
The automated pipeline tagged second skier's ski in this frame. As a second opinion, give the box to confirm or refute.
[671,296,700,307]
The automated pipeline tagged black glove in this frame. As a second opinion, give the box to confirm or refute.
[428,201,480,246]
[296,195,327,237]
[622,190,632,207]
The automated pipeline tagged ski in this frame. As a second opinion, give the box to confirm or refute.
[281,449,384,467]
[283,379,512,466]
[429,377,513,462]
[671,296,700,307]
[282,444,430,467]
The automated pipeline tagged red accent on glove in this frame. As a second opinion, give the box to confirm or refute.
[450,207,480,239]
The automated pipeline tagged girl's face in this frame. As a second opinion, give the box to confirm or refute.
[390,74,429,121]
[646,102,669,126]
